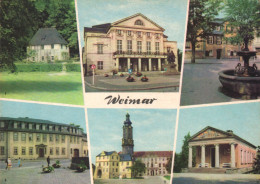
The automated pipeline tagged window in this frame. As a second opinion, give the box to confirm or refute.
[97,61,103,70]
[0,146,5,155]
[51,56,54,60]
[127,31,132,36]
[41,45,44,50]
[146,32,151,38]
[0,122,4,128]
[50,147,53,155]
[56,147,59,155]
[208,36,213,44]
[49,134,53,142]
[22,147,26,155]
[77,137,79,144]
[14,123,17,129]
[127,40,132,53]
[14,147,18,155]
[36,134,41,142]
[135,20,144,25]
[116,30,122,35]
[56,135,59,142]
[21,133,26,141]
[0,132,4,141]
[61,45,63,49]
[146,41,151,54]
[155,33,160,38]
[117,40,122,53]
[42,134,47,142]
[155,42,160,54]
[42,56,44,61]
[97,44,103,54]
[51,44,54,49]
[13,133,18,141]
[29,124,32,129]
[70,136,72,143]
[216,36,222,45]
[74,136,76,143]
[29,147,33,155]
[137,31,142,38]
[62,135,65,143]
[32,57,35,61]
[137,41,142,53]
[62,148,65,155]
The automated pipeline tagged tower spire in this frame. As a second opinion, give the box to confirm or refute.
[122,113,134,155]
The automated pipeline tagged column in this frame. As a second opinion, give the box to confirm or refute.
[215,144,220,168]
[138,58,142,71]
[115,58,119,71]
[231,143,236,168]
[158,58,161,71]
[188,146,192,168]
[149,58,152,71]
[127,58,130,70]
[201,145,205,167]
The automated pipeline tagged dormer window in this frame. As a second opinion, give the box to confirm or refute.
[116,30,122,36]
[135,20,144,26]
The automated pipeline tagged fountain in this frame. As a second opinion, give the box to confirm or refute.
[218,36,259,99]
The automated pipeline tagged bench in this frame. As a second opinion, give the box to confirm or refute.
[222,163,231,168]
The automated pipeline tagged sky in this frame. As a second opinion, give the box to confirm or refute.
[0,100,87,132]
[87,108,177,163]
[176,102,260,153]
[77,0,189,50]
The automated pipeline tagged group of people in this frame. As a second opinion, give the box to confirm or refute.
[5,157,22,170]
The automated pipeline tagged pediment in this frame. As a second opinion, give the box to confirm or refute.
[112,13,164,31]
[191,127,229,141]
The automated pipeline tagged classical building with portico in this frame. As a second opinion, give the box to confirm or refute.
[83,13,177,75]
[0,117,88,160]
[188,126,257,169]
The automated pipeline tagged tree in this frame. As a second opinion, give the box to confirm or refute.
[224,0,260,50]
[252,146,260,174]
[130,159,146,178]
[174,132,196,172]
[177,49,183,72]
[186,0,222,63]
[167,51,176,64]
[0,0,40,71]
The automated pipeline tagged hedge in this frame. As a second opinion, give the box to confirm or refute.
[65,63,81,72]
[0,63,63,72]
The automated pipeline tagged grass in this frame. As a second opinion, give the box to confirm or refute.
[164,175,171,180]
[0,72,84,105]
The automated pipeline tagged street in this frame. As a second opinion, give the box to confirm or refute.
[94,176,169,184]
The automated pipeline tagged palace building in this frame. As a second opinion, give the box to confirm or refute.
[0,117,88,160]
[83,13,178,74]
[188,126,257,169]
[93,113,172,179]
[27,28,70,62]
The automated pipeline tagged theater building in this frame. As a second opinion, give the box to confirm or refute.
[0,117,88,160]
[83,13,178,74]
[93,113,172,179]
[188,126,257,169]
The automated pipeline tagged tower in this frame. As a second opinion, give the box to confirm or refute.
[122,113,134,155]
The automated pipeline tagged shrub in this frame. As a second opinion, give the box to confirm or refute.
[65,63,81,72]
[15,63,63,72]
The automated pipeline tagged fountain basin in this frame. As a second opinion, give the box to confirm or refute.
[219,69,260,98]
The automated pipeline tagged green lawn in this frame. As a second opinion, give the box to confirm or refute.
[0,72,84,105]
[164,175,171,180]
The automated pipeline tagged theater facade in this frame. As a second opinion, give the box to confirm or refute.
[0,117,88,160]
[83,13,177,74]
[188,126,257,169]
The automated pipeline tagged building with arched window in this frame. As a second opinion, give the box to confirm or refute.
[0,117,88,160]
[83,13,177,75]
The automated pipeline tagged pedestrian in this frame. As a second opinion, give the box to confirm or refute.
[47,156,50,166]
[7,157,12,170]
[18,157,21,167]
[5,158,8,170]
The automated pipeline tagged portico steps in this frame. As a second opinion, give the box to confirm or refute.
[186,168,227,174]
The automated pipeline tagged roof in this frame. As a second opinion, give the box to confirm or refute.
[189,126,257,149]
[133,151,173,158]
[212,30,224,35]
[97,151,116,157]
[112,13,165,31]
[0,117,79,128]
[29,28,68,46]
[119,154,132,161]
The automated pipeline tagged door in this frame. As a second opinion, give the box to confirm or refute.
[97,169,102,178]
[73,149,79,157]
[39,148,44,157]
[211,148,215,167]
[217,49,222,59]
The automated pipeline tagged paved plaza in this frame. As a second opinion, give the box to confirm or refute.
[181,58,260,106]
[0,159,91,184]
[172,173,260,184]
[94,176,169,184]
[85,73,180,92]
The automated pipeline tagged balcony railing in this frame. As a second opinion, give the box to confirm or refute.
[113,51,168,56]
